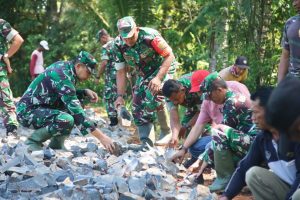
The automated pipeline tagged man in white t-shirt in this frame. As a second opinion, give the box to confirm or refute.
[30,40,49,80]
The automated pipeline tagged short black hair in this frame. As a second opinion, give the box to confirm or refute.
[211,78,227,91]
[162,79,183,98]
[266,77,300,132]
[250,86,273,107]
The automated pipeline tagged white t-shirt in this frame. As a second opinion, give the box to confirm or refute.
[31,50,44,74]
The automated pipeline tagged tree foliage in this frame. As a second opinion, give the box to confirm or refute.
[0,0,294,97]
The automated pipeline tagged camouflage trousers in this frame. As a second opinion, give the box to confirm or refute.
[103,79,118,118]
[132,74,174,126]
[17,107,74,136]
[199,124,256,164]
[0,75,18,127]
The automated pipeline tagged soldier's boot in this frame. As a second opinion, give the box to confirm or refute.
[25,127,52,151]
[48,134,68,150]
[109,116,119,126]
[137,123,155,147]
[209,149,235,192]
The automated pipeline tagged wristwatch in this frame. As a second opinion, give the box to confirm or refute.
[179,145,188,153]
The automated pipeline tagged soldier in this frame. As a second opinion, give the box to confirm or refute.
[199,72,257,191]
[161,70,211,167]
[113,16,177,146]
[219,56,249,82]
[16,51,115,152]
[0,19,24,136]
[95,29,118,126]
[171,70,250,182]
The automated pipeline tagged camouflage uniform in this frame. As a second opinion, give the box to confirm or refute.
[113,28,177,126]
[16,51,97,136]
[0,19,19,128]
[166,72,201,126]
[101,39,118,119]
[200,72,257,164]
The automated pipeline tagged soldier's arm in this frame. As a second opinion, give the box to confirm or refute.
[186,111,200,128]
[169,105,181,138]
[7,34,24,58]
[151,36,174,80]
[96,46,109,79]
[222,99,238,128]
[56,79,96,135]
[0,19,24,58]
[98,60,107,76]
[113,40,127,106]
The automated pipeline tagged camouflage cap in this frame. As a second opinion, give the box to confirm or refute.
[96,28,108,41]
[200,72,221,99]
[117,16,136,38]
[77,51,98,74]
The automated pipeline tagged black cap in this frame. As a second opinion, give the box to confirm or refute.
[234,56,249,69]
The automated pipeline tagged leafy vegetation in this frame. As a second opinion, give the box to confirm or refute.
[0,0,294,97]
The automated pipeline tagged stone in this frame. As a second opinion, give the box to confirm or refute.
[55,151,73,159]
[7,174,48,192]
[144,188,160,200]
[128,177,146,196]
[43,148,56,160]
[114,177,129,193]
[164,148,176,162]
[53,170,74,182]
[119,192,144,200]
[7,166,31,174]
[87,142,98,152]
[0,156,22,173]
[93,159,108,172]
[31,150,44,161]
[72,156,93,167]
[103,192,118,200]
[73,176,90,186]
[56,158,71,169]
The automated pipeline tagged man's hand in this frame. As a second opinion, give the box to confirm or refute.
[148,76,162,95]
[178,126,187,139]
[219,196,229,200]
[187,159,201,173]
[171,149,186,164]
[168,136,179,148]
[91,129,115,153]
[99,133,115,153]
[85,89,98,103]
[114,96,125,108]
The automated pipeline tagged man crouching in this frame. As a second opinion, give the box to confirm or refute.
[16,51,115,153]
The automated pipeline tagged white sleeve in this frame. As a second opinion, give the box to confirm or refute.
[6,28,18,42]
[115,62,126,70]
